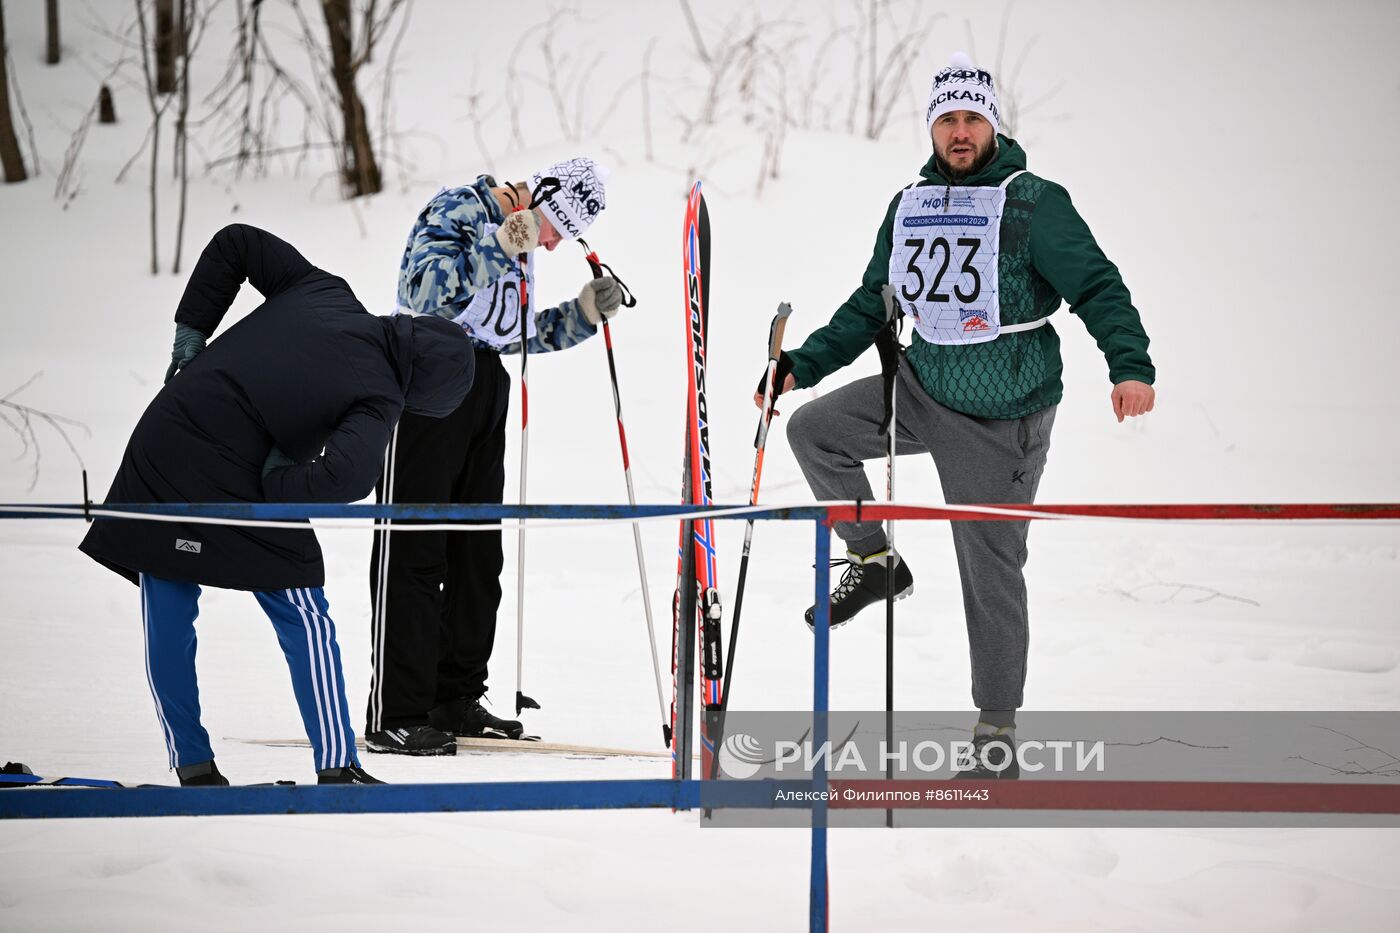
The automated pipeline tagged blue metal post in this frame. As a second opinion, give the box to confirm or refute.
[810,516,831,932]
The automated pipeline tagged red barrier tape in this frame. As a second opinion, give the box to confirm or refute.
[828,780,1400,813]
[824,504,1400,523]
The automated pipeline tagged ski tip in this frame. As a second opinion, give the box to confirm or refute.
[775,301,793,319]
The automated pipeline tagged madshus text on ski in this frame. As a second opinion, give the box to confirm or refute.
[61,53,1151,789]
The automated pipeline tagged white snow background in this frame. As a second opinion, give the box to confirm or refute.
[2,0,1399,929]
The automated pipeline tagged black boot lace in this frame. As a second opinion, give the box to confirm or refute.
[831,558,865,604]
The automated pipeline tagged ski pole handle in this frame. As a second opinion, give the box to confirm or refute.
[753,302,794,446]
[578,238,637,308]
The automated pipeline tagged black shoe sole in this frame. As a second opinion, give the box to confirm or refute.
[364,741,457,757]
[437,725,524,741]
[805,584,914,631]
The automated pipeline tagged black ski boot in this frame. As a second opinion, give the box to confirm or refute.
[429,696,526,740]
[805,548,913,629]
[318,764,385,785]
[364,724,457,756]
[953,725,1019,780]
[177,760,230,787]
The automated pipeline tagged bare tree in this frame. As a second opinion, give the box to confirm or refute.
[55,93,99,201]
[458,85,498,168]
[319,0,384,197]
[0,0,28,183]
[798,19,852,131]
[639,37,657,161]
[199,0,412,199]
[371,0,413,191]
[204,0,322,180]
[171,0,194,271]
[858,0,939,140]
[155,0,176,92]
[502,26,530,151]
[134,0,178,271]
[99,84,116,123]
[46,0,60,65]
[678,0,710,65]
[104,0,215,271]
[964,4,1063,139]
[54,43,131,202]
[672,9,803,191]
[864,0,877,138]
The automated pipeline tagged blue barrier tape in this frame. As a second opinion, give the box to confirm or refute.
[0,778,821,821]
[0,503,830,522]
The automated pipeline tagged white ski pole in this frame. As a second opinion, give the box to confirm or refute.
[578,239,668,744]
[513,176,560,716]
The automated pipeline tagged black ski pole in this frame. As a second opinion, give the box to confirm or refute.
[874,285,903,828]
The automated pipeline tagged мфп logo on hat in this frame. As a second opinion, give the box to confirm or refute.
[932,66,995,91]
[175,539,202,553]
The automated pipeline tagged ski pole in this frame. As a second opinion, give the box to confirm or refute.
[874,285,903,828]
[708,301,793,782]
[576,239,670,746]
[513,176,560,717]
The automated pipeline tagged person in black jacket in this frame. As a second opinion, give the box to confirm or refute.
[79,224,473,786]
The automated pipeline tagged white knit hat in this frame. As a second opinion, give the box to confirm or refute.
[530,157,609,240]
[925,52,1001,134]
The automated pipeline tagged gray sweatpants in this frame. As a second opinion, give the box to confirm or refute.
[785,363,1056,711]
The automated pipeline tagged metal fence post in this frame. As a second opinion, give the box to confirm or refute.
[810,514,832,932]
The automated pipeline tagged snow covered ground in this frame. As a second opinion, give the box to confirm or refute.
[2,0,1399,929]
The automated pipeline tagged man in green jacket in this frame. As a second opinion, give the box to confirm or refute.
[762,53,1155,777]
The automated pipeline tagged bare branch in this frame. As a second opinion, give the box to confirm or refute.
[640,37,657,161]
[504,27,529,151]
[375,0,413,190]
[1102,577,1261,608]
[1289,727,1400,777]
[7,44,42,176]
[133,0,163,274]
[677,0,711,64]
[0,374,92,492]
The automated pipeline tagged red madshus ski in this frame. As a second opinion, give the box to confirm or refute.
[671,182,722,781]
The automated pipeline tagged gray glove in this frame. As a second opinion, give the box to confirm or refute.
[261,446,297,479]
[164,323,207,384]
[578,276,624,325]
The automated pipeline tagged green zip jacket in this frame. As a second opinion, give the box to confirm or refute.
[787,137,1155,419]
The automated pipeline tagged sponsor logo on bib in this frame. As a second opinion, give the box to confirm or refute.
[960,310,991,333]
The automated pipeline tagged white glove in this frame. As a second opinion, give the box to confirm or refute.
[493,209,540,255]
[578,276,624,325]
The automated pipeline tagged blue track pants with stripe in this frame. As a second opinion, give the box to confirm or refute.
[139,574,359,772]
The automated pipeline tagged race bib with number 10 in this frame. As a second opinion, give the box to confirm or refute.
[450,234,537,350]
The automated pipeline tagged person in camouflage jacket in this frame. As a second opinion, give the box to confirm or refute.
[766,55,1155,778]
[366,158,624,755]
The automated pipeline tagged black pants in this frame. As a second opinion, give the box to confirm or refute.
[366,348,510,732]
